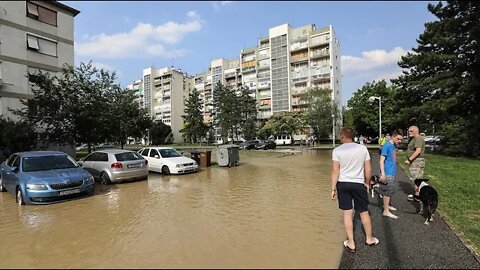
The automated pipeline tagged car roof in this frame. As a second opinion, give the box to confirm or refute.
[14,151,68,157]
[143,147,176,150]
[94,149,135,154]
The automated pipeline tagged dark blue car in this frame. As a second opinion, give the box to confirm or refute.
[0,151,94,205]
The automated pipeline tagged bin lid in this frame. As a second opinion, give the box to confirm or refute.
[217,144,239,149]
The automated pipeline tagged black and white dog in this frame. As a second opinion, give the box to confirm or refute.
[413,178,439,225]
[369,175,386,198]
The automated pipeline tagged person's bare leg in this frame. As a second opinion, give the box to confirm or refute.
[359,211,374,244]
[383,196,391,215]
[343,210,355,249]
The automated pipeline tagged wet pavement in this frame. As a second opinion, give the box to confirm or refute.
[0,149,345,268]
[339,153,480,269]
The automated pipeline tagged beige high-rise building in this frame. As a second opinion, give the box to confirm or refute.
[0,1,79,119]
[194,23,342,143]
[131,66,193,143]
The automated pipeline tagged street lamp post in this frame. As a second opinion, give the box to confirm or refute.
[368,96,382,141]
[332,113,335,147]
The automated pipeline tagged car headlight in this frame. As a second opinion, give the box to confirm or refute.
[26,183,48,190]
[85,176,94,184]
[176,164,184,168]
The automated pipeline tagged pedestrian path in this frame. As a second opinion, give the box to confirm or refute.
[338,154,480,269]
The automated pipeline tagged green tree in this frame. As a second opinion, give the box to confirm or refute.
[238,85,257,140]
[347,80,399,139]
[0,117,37,162]
[258,111,304,140]
[150,121,172,145]
[392,1,480,157]
[108,88,152,149]
[300,87,338,142]
[213,82,241,143]
[180,89,208,143]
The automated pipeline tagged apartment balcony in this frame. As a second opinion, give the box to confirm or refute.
[292,100,308,106]
[258,63,270,70]
[291,87,307,96]
[290,42,308,52]
[257,53,270,60]
[257,81,271,89]
[242,66,256,73]
[154,79,162,86]
[291,69,309,83]
[163,91,171,97]
[258,104,271,110]
[290,55,309,63]
[311,68,331,81]
[309,37,329,48]
[224,72,236,78]
[257,111,273,119]
[310,50,329,59]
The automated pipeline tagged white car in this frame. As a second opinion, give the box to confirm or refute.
[138,147,199,175]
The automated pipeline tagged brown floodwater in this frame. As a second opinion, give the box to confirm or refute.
[0,149,345,268]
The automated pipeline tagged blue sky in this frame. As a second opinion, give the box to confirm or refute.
[63,1,437,105]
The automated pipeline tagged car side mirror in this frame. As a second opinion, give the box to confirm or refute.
[77,161,83,166]
[154,155,160,158]
[11,166,19,173]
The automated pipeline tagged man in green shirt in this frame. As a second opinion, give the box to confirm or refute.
[405,126,425,200]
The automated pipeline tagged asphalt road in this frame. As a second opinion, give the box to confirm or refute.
[338,154,480,269]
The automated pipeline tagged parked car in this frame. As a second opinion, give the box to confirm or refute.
[255,140,277,150]
[425,137,445,152]
[78,149,148,185]
[97,143,114,149]
[138,147,199,175]
[239,140,259,150]
[0,151,94,205]
[397,138,410,150]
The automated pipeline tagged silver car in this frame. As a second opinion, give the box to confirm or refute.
[78,149,148,185]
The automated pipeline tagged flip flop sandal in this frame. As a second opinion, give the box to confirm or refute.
[343,240,356,253]
[365,237,380,246]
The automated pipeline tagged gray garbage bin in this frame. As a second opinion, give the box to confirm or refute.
[217,145,240,167]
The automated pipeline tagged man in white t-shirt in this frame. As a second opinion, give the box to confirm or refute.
[331,127,379,253]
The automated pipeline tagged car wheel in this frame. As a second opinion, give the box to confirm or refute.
[162,166,170,175]
[16,188,25,205]
[100,172,112,185]
[0,175,5,192]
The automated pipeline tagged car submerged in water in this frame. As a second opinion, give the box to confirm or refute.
[0,151,94,205]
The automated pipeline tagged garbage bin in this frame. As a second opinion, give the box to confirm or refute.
[199,150,212,167]
[217,145,240,167]
[191,150,200,165]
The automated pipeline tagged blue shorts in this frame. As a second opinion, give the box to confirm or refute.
[336,181,369,212]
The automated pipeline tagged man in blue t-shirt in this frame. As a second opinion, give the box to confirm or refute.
[379,129,404,219]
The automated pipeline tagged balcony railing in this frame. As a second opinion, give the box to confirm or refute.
[258,104,271,110]
[310,50,329,59]
[257,111,273,119]
[290,55,309,63]
[224,72,236,78]
[257,81,271,89]
[292,100,308,106]
[290,42,308,52]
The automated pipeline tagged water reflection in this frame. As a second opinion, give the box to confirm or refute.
[0,150,344,268]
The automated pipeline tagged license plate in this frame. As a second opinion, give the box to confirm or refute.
[59,189,80,196]
[128,163,141,168]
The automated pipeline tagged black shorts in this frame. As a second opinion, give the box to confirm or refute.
[336,182,369,212]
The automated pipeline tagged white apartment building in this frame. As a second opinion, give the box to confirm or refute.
[135,66,193,143]
[0,1,79,119]
[193,23,342,142]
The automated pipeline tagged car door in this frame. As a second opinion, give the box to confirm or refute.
[81,153,101,178]
[4,155,21,192]
[148,149,162,172]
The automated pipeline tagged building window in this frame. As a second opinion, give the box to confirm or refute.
[27,34,57,57]
[26,2,57,26]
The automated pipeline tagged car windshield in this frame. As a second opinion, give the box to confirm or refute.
[159,149,182,158]
[23,155,78,172]
[115,152,143,161]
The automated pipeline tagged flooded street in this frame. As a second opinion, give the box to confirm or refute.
[0,150,345,268]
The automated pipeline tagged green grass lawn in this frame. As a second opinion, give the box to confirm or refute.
[397,151,480,254]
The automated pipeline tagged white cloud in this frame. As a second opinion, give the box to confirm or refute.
[75,13,204,59]
[373,70,403,83]
[341,47,410,74]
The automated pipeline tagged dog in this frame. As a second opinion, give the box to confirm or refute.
[413,178,438,225]
[369,175,387,198]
